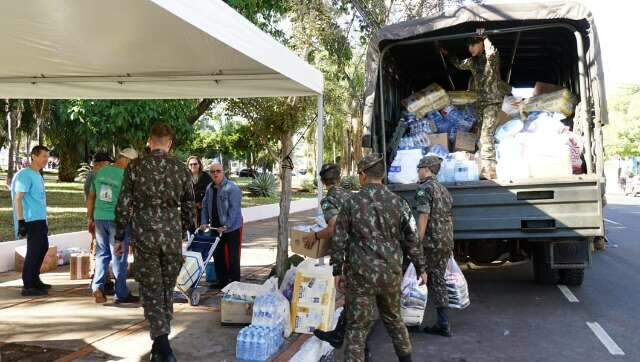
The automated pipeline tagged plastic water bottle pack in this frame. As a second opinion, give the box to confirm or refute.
[236,324,285,361]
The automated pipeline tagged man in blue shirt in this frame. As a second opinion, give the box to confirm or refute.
[11,145,51,297]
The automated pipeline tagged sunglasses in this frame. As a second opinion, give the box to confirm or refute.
[210,170,223,174]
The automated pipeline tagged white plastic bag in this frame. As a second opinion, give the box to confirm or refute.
[388,148,423,184]
[495,119,524,143]
[502,95,523,116]
[400,264,428,326]
[290,307,343,362]
[445,256,469,309]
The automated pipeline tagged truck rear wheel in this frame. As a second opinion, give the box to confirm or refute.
[559,268,584,286]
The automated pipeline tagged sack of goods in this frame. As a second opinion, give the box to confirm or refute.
[445,256,470,310]
[290,259,336,334]
[401,83,451,119]
[400,263,428,326]
[523,89,578,117]
[448,91,478,106]
[495,108,581,181]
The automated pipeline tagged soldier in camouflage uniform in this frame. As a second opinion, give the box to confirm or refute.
[332,154,428,362]
[115,122,195,362]
[443,32,509,179]
[414,156,454,337]
[303,164,363,352]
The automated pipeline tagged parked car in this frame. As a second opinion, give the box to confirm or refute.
[238,168,257,178]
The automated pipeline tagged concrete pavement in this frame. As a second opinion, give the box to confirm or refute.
[0,209,316,361]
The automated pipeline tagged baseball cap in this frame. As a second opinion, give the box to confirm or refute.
[119,148,139,160]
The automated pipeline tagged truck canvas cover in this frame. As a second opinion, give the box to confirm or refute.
[362,1,608,143]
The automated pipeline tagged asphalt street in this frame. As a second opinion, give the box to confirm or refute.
[339,194,638,362]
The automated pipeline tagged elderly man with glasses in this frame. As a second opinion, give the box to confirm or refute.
[200,163,243,289]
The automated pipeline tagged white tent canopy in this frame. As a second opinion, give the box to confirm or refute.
[0,0,323,99]
[0,0,326,202]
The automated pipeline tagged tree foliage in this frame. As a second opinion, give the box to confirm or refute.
[67,100,198,151]
[604,85,640,157]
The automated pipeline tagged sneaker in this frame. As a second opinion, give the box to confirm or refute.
[21,287,48,297]
[115,293,141,304]
[93,288,107,303]
[36,281,52,290]
[423,324,452,337]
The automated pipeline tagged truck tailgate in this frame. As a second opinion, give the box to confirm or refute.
[389,175,604,240]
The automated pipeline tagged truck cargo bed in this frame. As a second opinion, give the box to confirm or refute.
[389,175,604,240]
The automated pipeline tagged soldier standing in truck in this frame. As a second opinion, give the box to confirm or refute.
[442,30,510,179]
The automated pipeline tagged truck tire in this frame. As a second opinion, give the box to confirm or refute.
[559,268,584,286]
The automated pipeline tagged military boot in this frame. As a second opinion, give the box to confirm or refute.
[313,312,346,348]
[423,307,452,337]
[398,353,413,362]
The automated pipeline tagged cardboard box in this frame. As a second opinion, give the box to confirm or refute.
[454,131,478,153]
[221,299,253,326]
[290,263,336,334]
[290,229,330,258]
[533,81,564,97]
[427,133,449,151]
[15,245,58,273]
[497,111,511,126]
[69,253,91,280]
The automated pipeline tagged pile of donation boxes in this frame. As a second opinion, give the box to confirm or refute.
[389,81,584,183]
[223,258,335,361]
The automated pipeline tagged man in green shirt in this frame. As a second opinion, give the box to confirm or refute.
[87,148,140,304]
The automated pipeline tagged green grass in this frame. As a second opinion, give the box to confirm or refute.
[1,172,315,242]
[0,172,86,242]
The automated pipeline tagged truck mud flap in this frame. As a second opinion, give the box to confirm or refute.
[549,239,591,269]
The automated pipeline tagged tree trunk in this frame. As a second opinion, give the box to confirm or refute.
[58,151,79,182]
[6,100,23,186]
[275,134,293,283]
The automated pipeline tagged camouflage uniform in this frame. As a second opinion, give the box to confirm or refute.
[332,155,426,361]
[319,185,352,336]
[115,149,195,339]
[415,175,454,308]
[448,37,508,173]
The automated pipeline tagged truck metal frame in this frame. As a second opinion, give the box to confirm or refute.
[364,4,607,285]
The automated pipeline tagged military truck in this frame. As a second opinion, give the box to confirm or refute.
[361,1,607,286]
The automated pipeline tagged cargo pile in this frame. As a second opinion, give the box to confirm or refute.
[389,84,481,184]
[388,81,585,183]
[495,83,583,181]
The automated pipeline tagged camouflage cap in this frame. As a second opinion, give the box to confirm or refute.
[417,155,443,170]
[357,153,383,173]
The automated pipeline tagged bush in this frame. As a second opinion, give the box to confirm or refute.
[76,163,91,182]
[298,178,316,193]
[248,173,277,197]
[340,175,360,191]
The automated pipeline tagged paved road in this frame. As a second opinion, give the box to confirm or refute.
[350,194,638,361]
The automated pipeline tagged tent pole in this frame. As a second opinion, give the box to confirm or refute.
[316,94,325,266]
[316,94,325,205]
